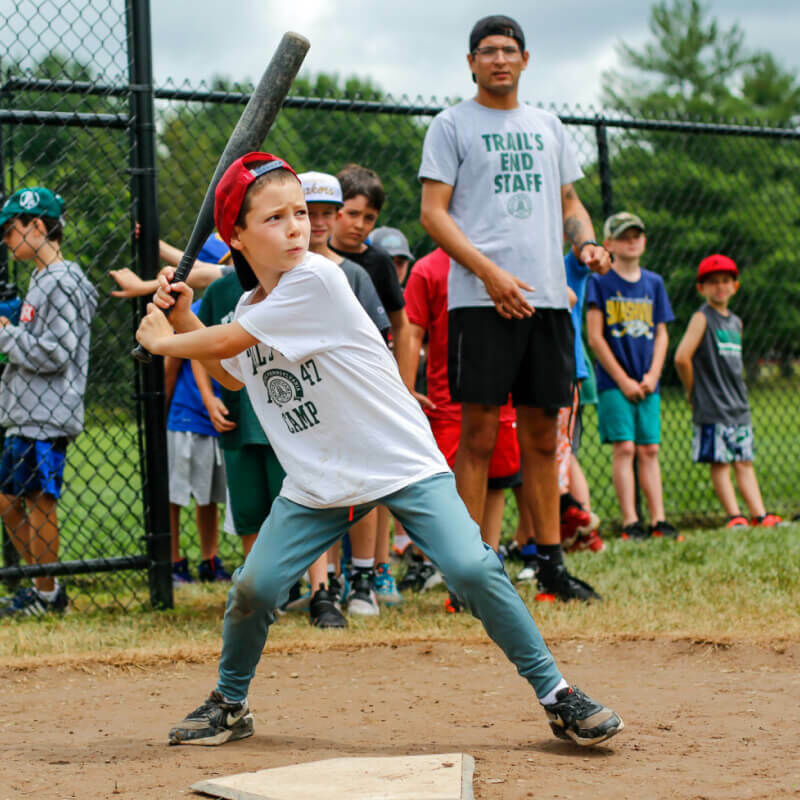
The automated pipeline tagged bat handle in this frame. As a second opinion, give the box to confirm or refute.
[131,342,152,363]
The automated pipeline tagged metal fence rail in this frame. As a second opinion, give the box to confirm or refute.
[2,0,799,612]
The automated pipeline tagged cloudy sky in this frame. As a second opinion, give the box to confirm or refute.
[146,0,800,108]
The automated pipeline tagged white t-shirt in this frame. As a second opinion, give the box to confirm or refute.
[221,253,448,509]
[419,99,583,311]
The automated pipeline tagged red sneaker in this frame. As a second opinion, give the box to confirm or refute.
[752,513,783,527]
[564,529,605,553]
[726,515,749,529]
[560,505,592,548]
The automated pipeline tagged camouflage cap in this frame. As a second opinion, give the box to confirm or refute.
[603,211,645,240]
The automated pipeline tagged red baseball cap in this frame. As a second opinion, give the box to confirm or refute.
[697,254,738,281]
[214,152,300,245]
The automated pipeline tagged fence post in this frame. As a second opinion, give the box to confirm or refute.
[126,0,172,609]
[595,118,614,220]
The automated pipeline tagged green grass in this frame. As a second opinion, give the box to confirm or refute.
[4,377,800,614]
[1,522,798,666]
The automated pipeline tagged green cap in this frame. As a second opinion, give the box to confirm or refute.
[0,187,65,227]
[603,211,645,240]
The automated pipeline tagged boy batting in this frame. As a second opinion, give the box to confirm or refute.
[136,151,624,748]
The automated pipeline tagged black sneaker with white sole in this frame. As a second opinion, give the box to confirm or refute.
[168,690,254,746]
[544,686,624,746]
[309,585,347,628]
[536,559,601,602]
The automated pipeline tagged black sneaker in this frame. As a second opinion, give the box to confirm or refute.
[328,572,349,609]
[347,569,379,616]
[399,559,442,592]
[620,521,649,541]
[536,559,601,602]
[309,585,347,628]
[0,585,68,618]
[650,520,684,541]
[544,686,624,746]
[444,589,463,614]
[168,690,254,746]
[197,555,232,582]
[398,558,423,592]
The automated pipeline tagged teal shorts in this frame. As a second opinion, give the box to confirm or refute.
[597,388,661,445]
[223,444,286,535]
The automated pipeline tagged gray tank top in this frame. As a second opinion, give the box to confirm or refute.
[691,304,750,425]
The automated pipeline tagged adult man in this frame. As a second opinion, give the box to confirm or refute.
[418,15,611,600]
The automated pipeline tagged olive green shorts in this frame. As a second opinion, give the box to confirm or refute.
[223,444,286,535]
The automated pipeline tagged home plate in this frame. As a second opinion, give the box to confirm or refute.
[191,753,475,799]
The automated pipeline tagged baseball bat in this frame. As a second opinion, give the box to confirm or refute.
[132,31,310,363]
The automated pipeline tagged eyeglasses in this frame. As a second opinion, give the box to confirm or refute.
[472,45,521,59]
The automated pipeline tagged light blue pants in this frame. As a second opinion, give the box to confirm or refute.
[216,472,562,700]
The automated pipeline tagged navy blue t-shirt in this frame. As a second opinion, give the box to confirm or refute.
[166,300,221,436]
[585,267,674,392]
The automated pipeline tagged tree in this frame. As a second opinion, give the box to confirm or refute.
[594,0,800,382]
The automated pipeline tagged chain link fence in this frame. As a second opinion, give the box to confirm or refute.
[2,0,799,612]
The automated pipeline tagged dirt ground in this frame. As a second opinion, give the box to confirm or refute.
[4,638,799,800]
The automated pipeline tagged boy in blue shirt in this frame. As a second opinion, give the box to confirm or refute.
[586,212,679,540]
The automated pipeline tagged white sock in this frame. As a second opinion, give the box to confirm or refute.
[327,564,336,575]
[539,678,569,706]
[351,557,374,570]
[35,582,60,602]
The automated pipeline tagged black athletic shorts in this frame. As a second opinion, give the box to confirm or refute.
[448,307,575,409]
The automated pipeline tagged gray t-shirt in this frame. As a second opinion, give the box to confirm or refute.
[419,99,583,311]
[0,260,98,439]
[691,303,750,426]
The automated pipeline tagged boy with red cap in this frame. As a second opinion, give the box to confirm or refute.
[136,151,623,749]
[674,254,782,528]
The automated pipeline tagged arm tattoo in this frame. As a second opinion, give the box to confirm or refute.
[564,215,589,248]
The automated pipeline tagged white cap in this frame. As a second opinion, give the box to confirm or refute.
[298,171,343,206]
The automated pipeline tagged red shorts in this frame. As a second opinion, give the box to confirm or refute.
[429,417,521,482]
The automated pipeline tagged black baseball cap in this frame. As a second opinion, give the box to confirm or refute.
[469,15,525,53]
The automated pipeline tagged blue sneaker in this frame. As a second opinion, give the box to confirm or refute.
[0,585,68,618]
[373,562,402,605]
[197,555,232,583]
[172,558,195,585]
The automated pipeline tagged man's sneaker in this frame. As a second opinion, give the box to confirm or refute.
[172,558,195,584]
[0,584,68,618]
[328,572,349,610]
[197,555,232,582]
[620,521,649,541]
[650,520,684,541]
[536,559,601,602]
[752,513,784,527]
[543,686,624,746]
[168,690,254,746]
[726,515,749,529]
[347,569,379,616]
[504,541,524,564]
[373,562,403,605]
[309,585,347,629]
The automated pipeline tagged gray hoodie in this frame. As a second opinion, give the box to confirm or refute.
[0,260,98,439]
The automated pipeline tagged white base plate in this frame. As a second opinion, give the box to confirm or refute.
[191,752,474,800]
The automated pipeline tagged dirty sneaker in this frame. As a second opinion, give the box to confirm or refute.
[536,559,601,602]
[168,690,254,746]
[543,686,624,746]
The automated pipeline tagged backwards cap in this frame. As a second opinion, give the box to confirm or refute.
[214,152,300,245]
[469,14,525,52]
[697,254,738,281]
[0,186,65,227]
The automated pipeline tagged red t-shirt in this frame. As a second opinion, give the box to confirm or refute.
[404,248,514,424]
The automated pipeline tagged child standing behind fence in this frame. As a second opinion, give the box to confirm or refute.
[0,187,98,617]
[674,254,783,529]
[586,212,679,541]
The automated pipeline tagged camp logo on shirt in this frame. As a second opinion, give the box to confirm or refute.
[481,132,545,216]
[263,369,303,407]
[605,293,653,339]
[19,302,35,323]
[260,361,324,435]
[715,328,741,358]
